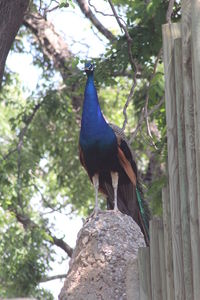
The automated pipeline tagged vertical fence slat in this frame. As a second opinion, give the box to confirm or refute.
[174,37,194,300]
[181,2,200,299]
[158,220,167,300]
[162,23,185,300]
[191,0,200,242]
[150,219,162,300]
[138,247,152,300]
[162,187,175,300]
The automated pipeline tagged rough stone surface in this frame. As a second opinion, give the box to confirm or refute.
[59,211,145,300]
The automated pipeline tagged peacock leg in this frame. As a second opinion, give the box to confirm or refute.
[92,174,99,213]
[111,172,119,212]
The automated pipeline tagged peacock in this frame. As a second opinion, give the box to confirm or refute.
[79,62,150,245]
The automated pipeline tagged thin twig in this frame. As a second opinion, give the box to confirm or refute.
[17,146,22,206]
[129,107,145,143]
[88,0,126,25]
[108,0,130,39]
[122,0,173,138]
[166,0,175,23]
[12,102,43,219]
[129,97,165,144]
[19,104,41,146]
[145,118,158,149]
[107,0,139,130]
[90,26,104,43]
[122,74,138,130]
[39,0,43,13]
[108,0,136,71]
[77,0,116,41]
[44,4,60,14]
[15,211,73,257]
[2,147,18,160]
[135,0,175,145]
[2,102,43,161]
[143,48,162,149]
[40,273,67,282]
[33,183,64,214]
[43,0,69,16]
[26,1,68,20]
[88,0,114,17]
[43,0,54,12]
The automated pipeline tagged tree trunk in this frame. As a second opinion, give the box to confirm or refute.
[59,211,145,300]
[0,0,29,85]
[23,11,73,79]
[23,11,82,110]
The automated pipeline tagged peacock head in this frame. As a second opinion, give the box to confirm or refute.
[84,61,94,75]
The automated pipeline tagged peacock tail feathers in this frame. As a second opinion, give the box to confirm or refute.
[136,183,151,242]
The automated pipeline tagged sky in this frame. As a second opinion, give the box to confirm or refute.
[6,1,119,299]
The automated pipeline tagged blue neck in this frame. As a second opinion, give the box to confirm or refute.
[80,72,116,151]
[81,73,107,134]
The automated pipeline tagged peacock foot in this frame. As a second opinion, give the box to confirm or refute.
[113,206,120,213]
[86,207,102,221]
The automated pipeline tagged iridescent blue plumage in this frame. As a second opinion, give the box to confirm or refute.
[79,62,150,245]
[80,70,116,151]
[80,64,118,177]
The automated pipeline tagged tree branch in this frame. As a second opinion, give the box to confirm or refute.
[122,76,138,131]
[51,235,73,257]
[19,102,42,149]
[15,212,73,257]
[166,0,175,23]
[77,0,116,42]
[40,273,67,282]
[129,97,164,144]
[108,0,137,72]
[23,11,72,77]
[106,0,139,130]
[2,101,43,161]
[23,11,82,109]
[143,48,162,149]
[40,1,69,18]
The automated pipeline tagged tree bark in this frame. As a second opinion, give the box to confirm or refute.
[23,11,82,109]
[0,0,29,86]
[15,212,73,257]
[59,211,145,300]
[23,12,73,79]
[76,0,116,42]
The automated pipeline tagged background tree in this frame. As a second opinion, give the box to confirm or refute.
[0,0,29,85]
[0,0,180,298]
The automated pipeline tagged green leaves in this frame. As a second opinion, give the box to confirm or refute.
[0,212,52,298]
[59,0,70,8]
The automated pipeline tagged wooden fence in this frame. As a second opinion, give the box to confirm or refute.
[138,1,200,299]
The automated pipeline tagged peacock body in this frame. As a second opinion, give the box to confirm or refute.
[79,62,150,245]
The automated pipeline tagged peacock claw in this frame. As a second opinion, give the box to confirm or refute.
[93,206,101,215]
[86,207,102,221]
[114,206,119,213]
